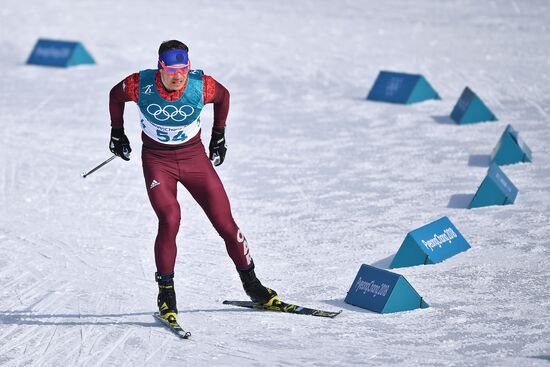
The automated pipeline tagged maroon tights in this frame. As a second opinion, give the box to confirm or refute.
[141,142,252,275]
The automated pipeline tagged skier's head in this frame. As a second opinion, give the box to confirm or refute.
[157,40,190,91]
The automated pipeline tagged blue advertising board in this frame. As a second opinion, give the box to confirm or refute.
[490,124,532,165]
[450,87,497,124]
[366,71,440,104]
[469,163,518,208]
[26,39,95,68]
[345,265,429,313]
[390,216,471,268]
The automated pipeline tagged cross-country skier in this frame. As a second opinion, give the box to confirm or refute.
[108,39,278,322]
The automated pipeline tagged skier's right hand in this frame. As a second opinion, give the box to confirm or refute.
[109,127,132,161]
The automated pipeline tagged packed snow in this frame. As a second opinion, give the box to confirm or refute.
[0,0,549,366]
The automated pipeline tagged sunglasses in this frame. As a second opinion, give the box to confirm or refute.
[159,60,190,75]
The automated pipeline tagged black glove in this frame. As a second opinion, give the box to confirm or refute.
[209,128,227,166]
[109,127,132,161]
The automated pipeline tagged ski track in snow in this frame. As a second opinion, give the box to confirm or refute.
[1,0,550,366]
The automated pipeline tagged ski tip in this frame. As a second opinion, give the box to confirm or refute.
[312,309,343,318]
[331,310,343,318]
[153,312,191,339]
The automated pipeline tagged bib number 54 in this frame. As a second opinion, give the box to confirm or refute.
[157,130,187,143]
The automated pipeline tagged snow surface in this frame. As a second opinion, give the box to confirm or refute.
[1,0,549,366]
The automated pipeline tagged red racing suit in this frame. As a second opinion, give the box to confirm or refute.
[109,71,253,275]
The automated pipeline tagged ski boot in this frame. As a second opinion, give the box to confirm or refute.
[238,265,279,306]
[156,272,178,320]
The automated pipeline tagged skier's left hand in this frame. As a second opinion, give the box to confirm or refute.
[209,128,227,166]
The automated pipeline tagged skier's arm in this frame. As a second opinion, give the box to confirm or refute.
[203,75,230,130]
[203,75,229,166]
[108,73,138,160]
[109,73,139,129]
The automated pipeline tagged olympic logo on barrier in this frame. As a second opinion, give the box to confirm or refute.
[146,104,195,122]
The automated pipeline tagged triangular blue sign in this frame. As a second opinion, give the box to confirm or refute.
[450,87,497,124]
[345,265,429,313]
[367,71,440,104]
[27,39,95,68]
[390,216,471,268]
[490,124,532,165]
[469,164,518,208]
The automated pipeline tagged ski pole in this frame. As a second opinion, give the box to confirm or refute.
[81,155,117,178]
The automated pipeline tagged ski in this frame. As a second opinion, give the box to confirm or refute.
[153,312,191,339]
[223,300,342,318]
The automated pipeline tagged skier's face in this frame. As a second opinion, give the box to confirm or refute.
[160,69,188,91]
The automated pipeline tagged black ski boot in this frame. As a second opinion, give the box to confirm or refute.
[156,272,178,320]
[238,265,279,306]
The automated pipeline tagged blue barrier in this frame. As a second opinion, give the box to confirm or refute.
[390,216,471,268]
[469,163,518,208]
[450,87,497,124]
[26,39,95,68]
[366,71,440,104]
[490,124,532,165]
[345,264,429,313]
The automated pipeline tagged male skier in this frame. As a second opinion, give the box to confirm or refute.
[108,40,278,321]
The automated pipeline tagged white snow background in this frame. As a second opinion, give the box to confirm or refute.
[1,0,549,366]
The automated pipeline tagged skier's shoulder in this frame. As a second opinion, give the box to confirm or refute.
[122,72,141,102]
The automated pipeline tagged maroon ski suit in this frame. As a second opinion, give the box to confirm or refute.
[109,71,253,275]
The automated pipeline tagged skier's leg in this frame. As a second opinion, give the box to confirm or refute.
[142,148,181,276]
[180,148,278,304]
[181,155,251,270]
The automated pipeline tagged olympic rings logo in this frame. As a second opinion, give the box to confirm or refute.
[146,104,195,122]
